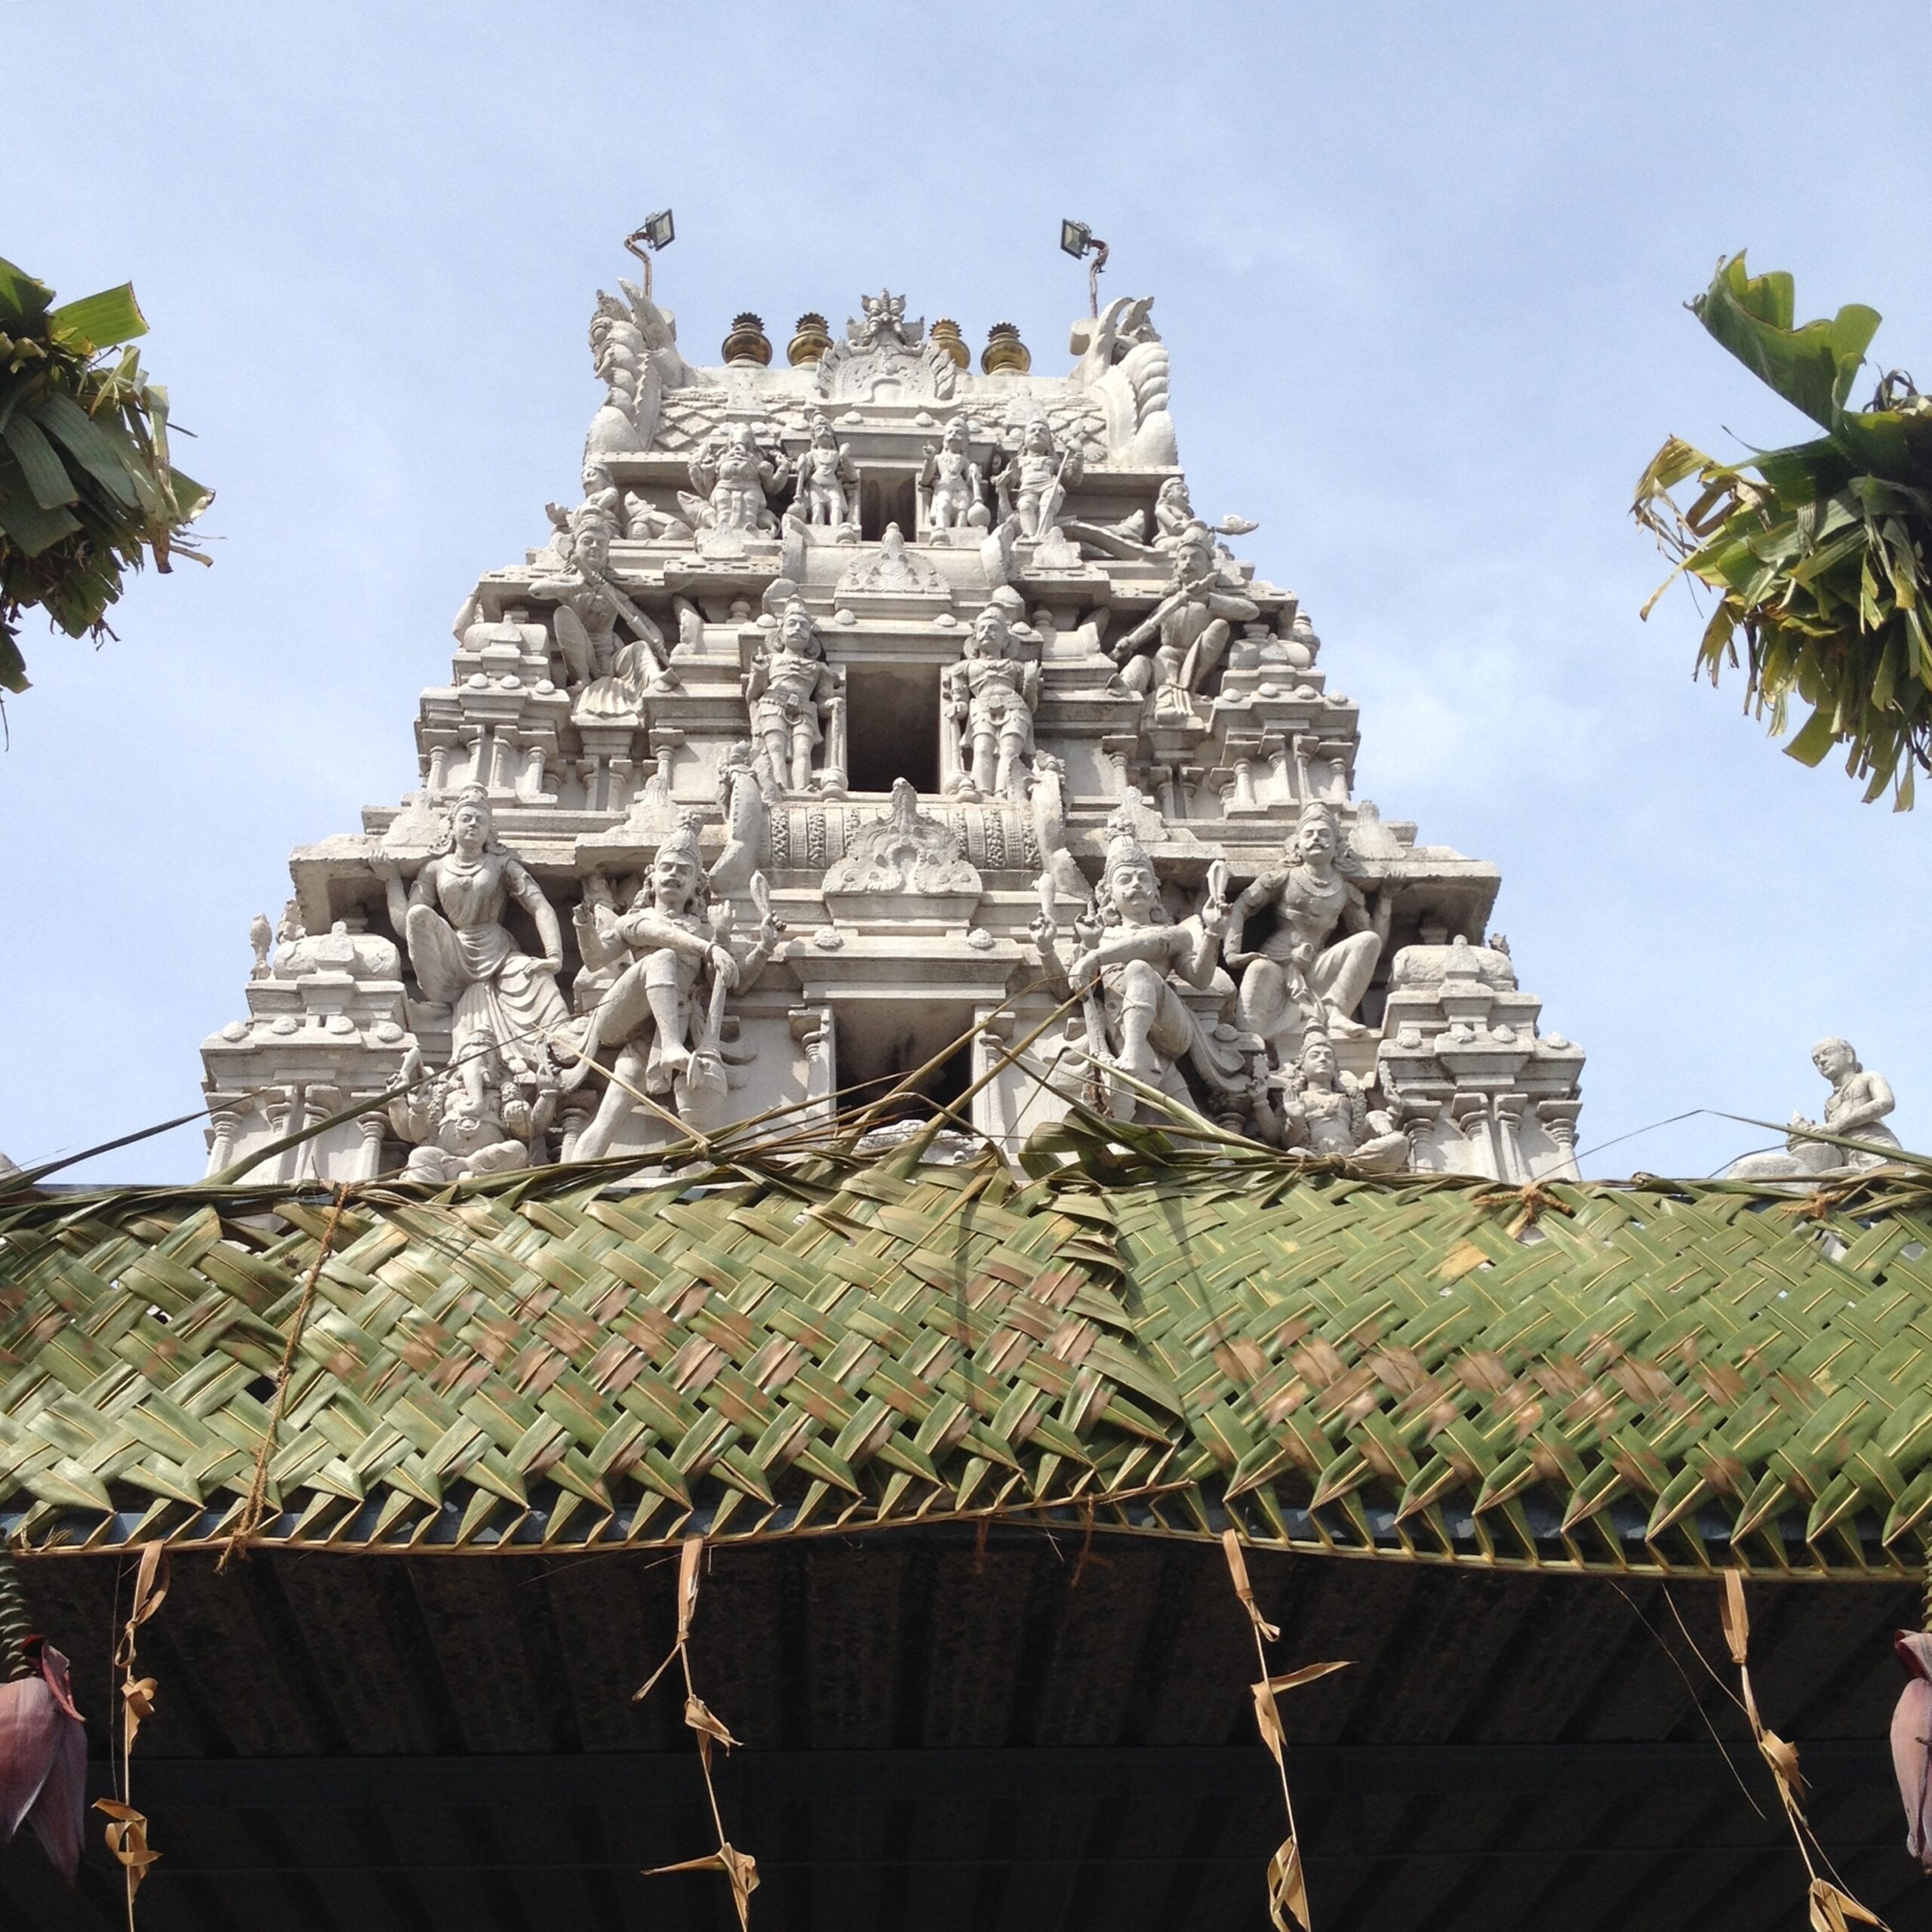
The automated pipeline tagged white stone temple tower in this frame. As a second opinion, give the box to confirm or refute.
[200,271,1584,1184]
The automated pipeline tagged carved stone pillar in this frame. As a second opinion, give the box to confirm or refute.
[1449,1091,1500,1180]
[1536,1100,1584,1181]
[1393,1096,1439,1171]
[353,1110,389,1181]
[1492,1092,1529,1186]
[558,1102,595,1163]
[205,1109,243,1177]
[1231,756,1257,812]
[791,1005,835,1118]
[425,736,457,795]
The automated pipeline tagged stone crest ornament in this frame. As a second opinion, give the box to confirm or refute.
[199,238,1588,1185]
[815,291,959,402]
[1724,1038,1903,1180]
[823,780,981,898]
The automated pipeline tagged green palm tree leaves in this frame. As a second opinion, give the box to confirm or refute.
[1637,254,1932,808]
[0,257,211,695]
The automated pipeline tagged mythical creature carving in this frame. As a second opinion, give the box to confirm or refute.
[585,278,700,462]
[1110,519,1258,720]
[1251,1031,1407,1171]
[814,291,958,403]
[1724,1037,1903,1180]
[1069,294,1176,466]
[823,780,980,897]
[388,1043,557,1182]
[563,823,783,1155]
[1225,802,1391,1064]
[530,495,673,718]
[945,601,1038,801]
[745,598,847,797]
[371,788,570,1108]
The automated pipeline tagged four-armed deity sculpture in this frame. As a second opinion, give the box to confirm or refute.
[681,421,789,540]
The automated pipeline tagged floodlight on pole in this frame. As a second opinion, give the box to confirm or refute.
[1059,219,1109,316]
[623,209,676,302]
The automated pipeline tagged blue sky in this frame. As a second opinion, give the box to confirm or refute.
[4,0,1927,1182]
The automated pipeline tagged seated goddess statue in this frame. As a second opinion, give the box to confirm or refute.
[1251,1032,1407,1172]
[1226,802,1390,1063]
[529,497,672,718]
[1725,1037,1903,1180]
[563,823,783,1158]
[373,788,570,1107]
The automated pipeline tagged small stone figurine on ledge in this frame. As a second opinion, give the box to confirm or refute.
[1724,1037,1903,1180]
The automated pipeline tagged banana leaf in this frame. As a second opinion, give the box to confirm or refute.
[1637,254,1932,809]
[0,257,211,694]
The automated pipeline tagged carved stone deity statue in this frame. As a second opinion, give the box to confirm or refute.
[1033,831,1232,1121]
[709,740,770,896]
[388,1043,556,1183]
[564,823,783,1156]
[945,602,1039,801]
[373,788,570,1106]
[1251,1032,1407,1171]
[994,415,1082,542]
[1111,519,1259,719]
[1152,475,1257,549]
[529,498,672,717]
[1225,802,1390,1062]
[745,598,845,797]
[791,411,858,534]
[920,417,986,540]
[681,422,789,538]
[1724,1037,1903,1180]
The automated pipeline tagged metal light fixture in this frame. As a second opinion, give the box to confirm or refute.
[1059,218,1109,315]
[623,208,676,300]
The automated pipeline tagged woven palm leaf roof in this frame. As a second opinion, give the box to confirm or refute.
[2,1118,1930,1578]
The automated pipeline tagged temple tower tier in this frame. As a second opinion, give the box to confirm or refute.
[202,278,1583,1183]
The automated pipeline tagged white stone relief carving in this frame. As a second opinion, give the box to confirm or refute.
[791,411,859,539]
[528,498,673,717]
[1111,521,1259,721]
[815,291,959,402]
[680,421,789,551]
[1252,1031,1407,1171]
[371,787,570,1108]
[745,598,847,797]
[1226,804,1390,1064]
[562,824,783,1157]
[1069,294,1177,466]
[945,602,1039,801]
[919,417,987,541]
[1724,1038,1903,1180]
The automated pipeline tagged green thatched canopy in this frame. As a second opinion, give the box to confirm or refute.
[4,1128,1930,1579]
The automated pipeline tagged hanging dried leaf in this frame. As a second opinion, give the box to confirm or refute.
[118,1676,157,1759]
[114,1543,168,1669]
[1808,1877,1887,1930]
[1251,1664,1351,1770]
[1266,1832,1310,1932]
[648,1842,760,1930]
[1758,1726,1808,1807]
[676,1534,704,1644]
[1720,1567,1751,1666]
[1220,1529,1280,1641]
[94,1798,160,1897]
[684,1693,740,1771]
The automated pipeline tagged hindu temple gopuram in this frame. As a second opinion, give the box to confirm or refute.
[8,258,1928,1932]
[197,272,1585,1186]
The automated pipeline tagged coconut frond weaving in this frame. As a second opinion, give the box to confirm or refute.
[2,1124,1930,1577]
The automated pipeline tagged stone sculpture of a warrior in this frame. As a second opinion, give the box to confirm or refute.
[1225,801,1390,1063]
[562,823,783,1157]
[945,601,1038,801]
